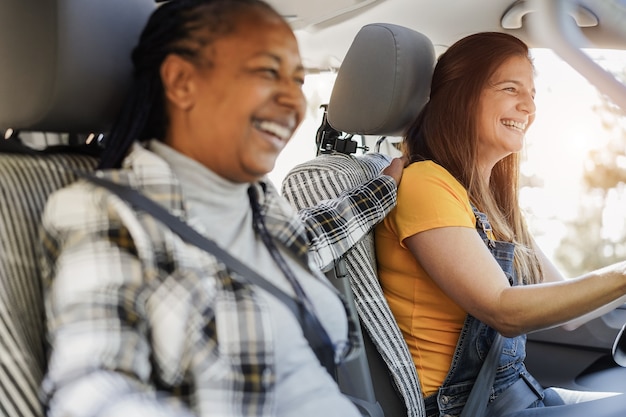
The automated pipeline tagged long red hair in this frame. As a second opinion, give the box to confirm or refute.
[403,32,542,284]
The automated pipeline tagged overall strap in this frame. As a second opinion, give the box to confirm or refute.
[459,204,505,417]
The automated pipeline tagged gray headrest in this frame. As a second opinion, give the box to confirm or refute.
[0,0,155,134]
[327,23,435,137]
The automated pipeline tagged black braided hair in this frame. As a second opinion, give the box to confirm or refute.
[97,0,281,169]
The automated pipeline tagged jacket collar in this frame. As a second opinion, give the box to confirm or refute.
[100,141,310,266]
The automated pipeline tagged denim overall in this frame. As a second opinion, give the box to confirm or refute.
[424,206,543,417]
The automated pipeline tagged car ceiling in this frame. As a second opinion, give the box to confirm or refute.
[266,0,626,72]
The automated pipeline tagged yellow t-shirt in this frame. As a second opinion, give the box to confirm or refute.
[375,160,476,395]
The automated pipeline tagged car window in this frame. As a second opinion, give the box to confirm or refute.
[523,48,626,277]
[269,72,336,188]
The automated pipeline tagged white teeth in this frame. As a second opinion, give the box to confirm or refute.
[502,120,526,131]
[255,120,291,141]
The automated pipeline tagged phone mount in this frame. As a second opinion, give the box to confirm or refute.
[315,104,367,156]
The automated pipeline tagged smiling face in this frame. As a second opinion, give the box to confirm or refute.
[476,55,536,172]
[162,7,306,183]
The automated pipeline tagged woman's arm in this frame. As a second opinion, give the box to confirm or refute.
[405,226,626,337]
[533,241,626,331]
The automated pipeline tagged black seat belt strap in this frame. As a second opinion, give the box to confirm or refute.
[460,333,504,417]
[79,174,308,341]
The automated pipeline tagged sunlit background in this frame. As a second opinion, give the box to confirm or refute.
[270,48,626,277]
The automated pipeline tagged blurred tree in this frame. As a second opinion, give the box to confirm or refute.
[552,66,626,277]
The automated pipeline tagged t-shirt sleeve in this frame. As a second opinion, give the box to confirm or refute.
[388,162,475,246]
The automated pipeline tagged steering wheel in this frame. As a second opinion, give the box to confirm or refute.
[527,0,626,113]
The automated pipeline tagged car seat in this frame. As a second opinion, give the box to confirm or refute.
[281,23,436,417]
[0,2,154,416]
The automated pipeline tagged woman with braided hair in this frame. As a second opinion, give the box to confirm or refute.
[40,1,404,415]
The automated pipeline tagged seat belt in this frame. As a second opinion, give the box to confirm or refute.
[460,332,504,417]
[79,174,337,376]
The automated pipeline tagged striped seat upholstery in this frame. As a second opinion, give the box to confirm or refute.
[0,151,97,417]
[1,1,152,413]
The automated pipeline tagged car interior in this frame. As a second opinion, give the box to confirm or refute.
[1,1,626,416]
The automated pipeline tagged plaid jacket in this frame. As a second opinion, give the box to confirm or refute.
[39,143,397,417]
